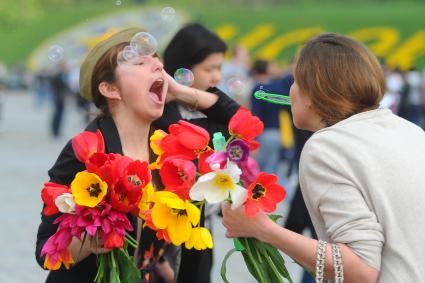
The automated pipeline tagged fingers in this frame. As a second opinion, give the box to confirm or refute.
[89,238,111,254]
[91,247,112,254]
[225,231,236,238]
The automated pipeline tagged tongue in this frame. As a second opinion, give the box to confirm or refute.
[150,92,161,104]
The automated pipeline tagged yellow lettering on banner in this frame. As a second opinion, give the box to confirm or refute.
[238,24,276,50]
[350,27,400,57]
[279,110,294,149]
[256,27,324,60]
[215,24,237,41]
[386,30,425,70]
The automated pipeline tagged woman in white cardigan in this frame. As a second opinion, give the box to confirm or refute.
[222,33,425,283]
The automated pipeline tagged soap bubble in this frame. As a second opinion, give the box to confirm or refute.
[226,77,246,96]
[117,45,139,65]
[47,45,64,62]
[130,32,158,56]
[161,7,175,21]
[122,45,138,61]
[174,68,194,86]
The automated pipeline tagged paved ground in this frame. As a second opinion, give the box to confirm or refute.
[0,90,302,282]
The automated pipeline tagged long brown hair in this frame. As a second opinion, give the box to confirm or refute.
[294,33,386,126]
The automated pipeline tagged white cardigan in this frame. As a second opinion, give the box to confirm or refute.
[299,108,425,282]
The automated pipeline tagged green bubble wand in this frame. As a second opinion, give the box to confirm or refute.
[253,89,291,106]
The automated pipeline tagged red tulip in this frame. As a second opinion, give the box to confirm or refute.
[72,130,105,163]
[41,182,70,216]
[109,160,151,213]
[245,172,286,217]
[160,158,196,200]
[104,230,125,249]
[169,120,210,151]
[229,107,264,150]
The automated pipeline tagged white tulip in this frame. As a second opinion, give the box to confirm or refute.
[54,193,76,214]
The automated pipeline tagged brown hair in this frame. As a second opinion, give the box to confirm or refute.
[91,42,128,116]
[294,33,386,126]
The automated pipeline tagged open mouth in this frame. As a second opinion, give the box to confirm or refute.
[149,79,164,103]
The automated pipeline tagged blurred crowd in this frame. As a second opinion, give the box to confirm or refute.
[1,45,425,174]
[1,29,425,282]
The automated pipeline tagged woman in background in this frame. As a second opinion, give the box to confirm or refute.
[154,23,241,283]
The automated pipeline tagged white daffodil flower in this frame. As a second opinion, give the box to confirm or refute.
[189,161,247,209]
[54,193,76,214]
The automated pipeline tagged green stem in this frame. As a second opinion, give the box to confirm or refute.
[225,135,236,146]
[76,232,87,264]
[263,250,284,283]
[243,238,264,282]
[124,233,138,248]
[111,250,117,269]
[252,240,263,264]
[197,203,205,227]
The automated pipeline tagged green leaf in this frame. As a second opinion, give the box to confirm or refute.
[233,238,245,251]
[241,238,268,282]
[94,254,106,283]
[241,250,266,282]
[220,248,237,283]
[109,251,122,283]
[116,248,142,283]
[262,243,294,283]
[256,245,284,283]
[269,214,283,222]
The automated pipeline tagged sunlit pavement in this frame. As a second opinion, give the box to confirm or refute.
[0,90,302,282]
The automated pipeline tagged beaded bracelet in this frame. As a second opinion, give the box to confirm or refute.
[315,240,327,283]
[332,243,344,283]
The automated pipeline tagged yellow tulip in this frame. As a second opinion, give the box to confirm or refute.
[185,227,214,250]
[149,129,167,169]
[137,182,155,219]
[70,172,107,207]
[151,191,200,245]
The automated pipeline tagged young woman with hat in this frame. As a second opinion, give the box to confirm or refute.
[35,27,238,283]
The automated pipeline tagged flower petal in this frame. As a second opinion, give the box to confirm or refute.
[151,203,171,230]
[203,184,229,204]
[185,201,201,226]
[168,215,191,245]
[200,227,214,249]
[230,185,247,209]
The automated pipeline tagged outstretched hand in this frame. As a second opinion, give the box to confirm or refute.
[221,202,271,240]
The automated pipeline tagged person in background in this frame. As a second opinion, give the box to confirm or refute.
[223,33,425,282]
[49,62,70,138]
[250,59,295,199]
[158,22,241,283]
[218,44,252,107]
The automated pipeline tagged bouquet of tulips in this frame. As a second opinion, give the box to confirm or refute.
[146,107,293,283]
[40,130,152,283]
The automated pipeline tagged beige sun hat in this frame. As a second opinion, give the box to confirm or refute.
[79,27,144,102]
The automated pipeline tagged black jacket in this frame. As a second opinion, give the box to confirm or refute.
[36,116,166,283]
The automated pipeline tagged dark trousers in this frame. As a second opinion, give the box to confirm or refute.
[51,96,64,137]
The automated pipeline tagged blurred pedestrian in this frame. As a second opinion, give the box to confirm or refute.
[49,62,70,138]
